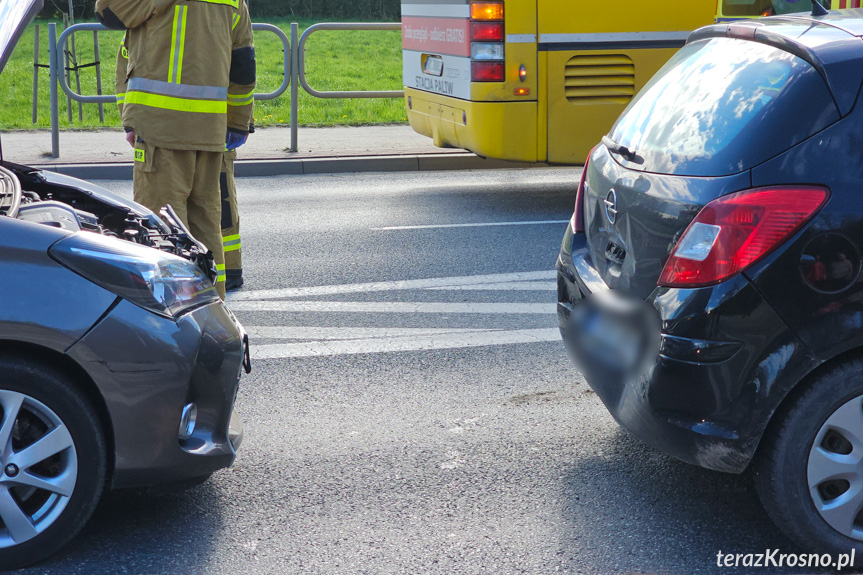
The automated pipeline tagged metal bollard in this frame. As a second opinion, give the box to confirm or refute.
[32,25,39,125]
[49,24,59,159]
[290,22,299,153]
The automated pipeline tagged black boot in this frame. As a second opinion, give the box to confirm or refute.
[226,269,244,292]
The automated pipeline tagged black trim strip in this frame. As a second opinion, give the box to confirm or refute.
[538,40,687,52]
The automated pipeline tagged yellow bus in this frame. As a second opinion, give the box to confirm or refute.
[401,0,838,165]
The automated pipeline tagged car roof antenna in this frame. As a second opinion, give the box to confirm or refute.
[811,0,829,16]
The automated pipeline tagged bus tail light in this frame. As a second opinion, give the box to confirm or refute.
[471,22,504,41]
[658,187,830,288]
[472,61,505,82]
[471,43,505,60]
[470,2,505,20]
[470,1,504,82]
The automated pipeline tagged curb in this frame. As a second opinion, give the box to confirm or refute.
[30,153,547,180]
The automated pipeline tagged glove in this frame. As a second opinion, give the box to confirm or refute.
[226,131,248,151]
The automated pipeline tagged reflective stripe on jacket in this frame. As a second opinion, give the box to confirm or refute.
[97,0,256,152]
[115,34,128,116]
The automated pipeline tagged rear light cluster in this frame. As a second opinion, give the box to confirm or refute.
[571,146,596,233]
[658,187,830,288]
[470,2,505,82]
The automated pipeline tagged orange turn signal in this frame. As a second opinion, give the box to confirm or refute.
[470,1,504,21]
[514,87,530,96]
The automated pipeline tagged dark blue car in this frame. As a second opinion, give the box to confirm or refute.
[558,7,863,556]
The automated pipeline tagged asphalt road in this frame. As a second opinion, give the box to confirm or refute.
[24,168,793,575]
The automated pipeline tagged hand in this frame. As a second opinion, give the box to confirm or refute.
[125,130,136,148]
[225,131,248,151]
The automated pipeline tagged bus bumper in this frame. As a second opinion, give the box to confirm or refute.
[404,88,538,163]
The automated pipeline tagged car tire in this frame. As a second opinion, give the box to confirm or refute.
[755,358,863,561]
[0,360,106,570]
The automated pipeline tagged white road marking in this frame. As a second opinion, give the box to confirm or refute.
[233,270,562,359]
[232,302,555,314]
[227,270,556,302]
[426,281,555,291]
[251,328,560,359]
[248,326,496,340]
[371,220,570,231]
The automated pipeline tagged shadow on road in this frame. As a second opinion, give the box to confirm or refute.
[560,429,795,575]
[29,481,224,574]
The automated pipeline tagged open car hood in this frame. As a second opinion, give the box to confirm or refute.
[0,0,42,74]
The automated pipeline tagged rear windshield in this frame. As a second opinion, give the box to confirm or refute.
[608,38,839,177]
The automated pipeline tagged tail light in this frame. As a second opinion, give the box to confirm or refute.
[572,147,596,233]
[470,2,505,20]
[658,187,830,288]
[471,62,504,82]
[470,1,504,82]
[471,22,504,41]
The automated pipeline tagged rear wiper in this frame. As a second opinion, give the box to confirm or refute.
[602,136,644,165]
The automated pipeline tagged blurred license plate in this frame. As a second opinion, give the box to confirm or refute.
[423,55,444,77]
[566,291,661,381]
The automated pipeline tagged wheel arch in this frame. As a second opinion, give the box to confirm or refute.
[0,340,116,482]
[753,345,863,467]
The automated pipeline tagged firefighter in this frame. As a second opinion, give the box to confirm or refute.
[115,31,246,292]
[97,0,256,299]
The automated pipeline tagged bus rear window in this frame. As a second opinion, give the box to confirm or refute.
[607,38,839,177]
[720,0,826,16]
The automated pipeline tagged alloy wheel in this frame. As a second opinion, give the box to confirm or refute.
[0,390,77,549]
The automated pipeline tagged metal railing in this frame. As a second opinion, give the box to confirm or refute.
[298,23,404,99]
[46,21,402,159]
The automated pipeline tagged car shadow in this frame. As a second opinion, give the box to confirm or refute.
[22,481,224,574]
[558,428,819,575]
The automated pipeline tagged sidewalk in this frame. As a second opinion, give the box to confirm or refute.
[1,125,540,179]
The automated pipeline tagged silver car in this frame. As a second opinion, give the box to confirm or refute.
[0,1,249,568]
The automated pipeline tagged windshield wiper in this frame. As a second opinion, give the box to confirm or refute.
[602,136,644,165]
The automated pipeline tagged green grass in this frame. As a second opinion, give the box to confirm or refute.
[0,18,407,131]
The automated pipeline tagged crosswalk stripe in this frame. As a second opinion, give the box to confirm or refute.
[252,328,561,359]
[371,220,570,231]
[231,302,556,314]
[426,282,555,291]
[227,271,556,302]
[247,326,497,340]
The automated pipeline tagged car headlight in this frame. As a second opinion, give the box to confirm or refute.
[50,232,219,318]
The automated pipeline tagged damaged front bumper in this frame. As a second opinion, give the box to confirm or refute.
[67,299,248,488]
[556,223,818,474]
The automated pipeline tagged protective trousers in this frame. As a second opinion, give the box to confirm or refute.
[133,142,227,299]
[220,150,242,277]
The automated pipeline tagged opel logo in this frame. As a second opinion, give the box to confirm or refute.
[604,189,618,225]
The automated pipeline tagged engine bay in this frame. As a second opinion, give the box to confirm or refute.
[0,162,216,281]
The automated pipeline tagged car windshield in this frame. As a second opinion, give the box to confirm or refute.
[607,37,839,176]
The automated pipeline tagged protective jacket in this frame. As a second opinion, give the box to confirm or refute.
[115,37,244,277]
[96,0,256,152]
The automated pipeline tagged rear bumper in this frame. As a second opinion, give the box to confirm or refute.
[404,88,538,163]
[557,222,817,473]
[68,299,247,488]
